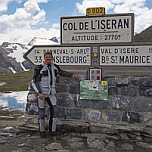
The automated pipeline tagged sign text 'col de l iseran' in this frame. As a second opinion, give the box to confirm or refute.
[61,13,134,44]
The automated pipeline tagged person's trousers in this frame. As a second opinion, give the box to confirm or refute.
[37,94,59,133]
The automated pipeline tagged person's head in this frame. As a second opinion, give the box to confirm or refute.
[44,52,53,64]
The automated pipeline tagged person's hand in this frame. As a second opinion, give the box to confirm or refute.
[38,93,45,100]
[72,73,78,80]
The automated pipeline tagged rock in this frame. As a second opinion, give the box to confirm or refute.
[84,133,119,141]
[0,132,13,137]
[87,137,106,149]
[143,136,152,143]
[66,137,86,149]
[17,114,39,131]
[51,150,70,152]
[114,124,145,132]
[85,109,101,121]
[144,127,152,135]
[120,133,130,140]
[67,137,84,143]
[121,143,134,150]
[0,138,8,144]
[78,149,103,152]
[136,142,152,149]
[89,125,119,134]
[69,141,85,149]
[45,142,63,151]
[3,126,16,133]
[106,141,115,148]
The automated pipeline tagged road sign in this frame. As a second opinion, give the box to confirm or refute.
[100,44,152,66]
[23,45,91,65]
[61,13,134,44]
[86,7,105,16]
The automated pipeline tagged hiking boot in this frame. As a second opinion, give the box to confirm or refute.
[49,131,57,136]
[40,131,46,138]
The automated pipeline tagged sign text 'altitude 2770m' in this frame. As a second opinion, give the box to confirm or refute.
[61,13,134,44]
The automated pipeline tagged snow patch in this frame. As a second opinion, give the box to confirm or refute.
[9,67,16,73]
[20,62,28,71]
[7,44,27,63]
[0,82,6,87]
[0,91,28,111]
[28,37,59,46]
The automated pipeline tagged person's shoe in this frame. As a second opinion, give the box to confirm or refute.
[40,131,46,138]
[49,131,57,136]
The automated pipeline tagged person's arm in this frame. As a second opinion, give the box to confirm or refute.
[54,64,78,79]
[32,65,46,100]
[32,65,43,94]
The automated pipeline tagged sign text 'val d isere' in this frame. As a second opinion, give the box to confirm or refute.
[100,44,152,66]
[61,13,134,44]
[23,45,91,66]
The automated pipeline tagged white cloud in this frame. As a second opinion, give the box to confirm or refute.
[24,0,41,14]
[51,23,60,29]
[0,27,60,45]
[0,0,21,12]
[0,0,58,45]
[113,0,152,33]
[76,0,114,14]
[76,0,152,33]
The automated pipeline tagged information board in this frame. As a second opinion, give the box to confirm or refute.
[80,80,108,100]
[61,13,134,44]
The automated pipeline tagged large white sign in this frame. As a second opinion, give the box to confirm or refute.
[61,13,134,44]
[100,45,152,66]
[24,45,91,65]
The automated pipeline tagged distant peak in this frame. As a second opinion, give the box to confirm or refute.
[27,37,59,46]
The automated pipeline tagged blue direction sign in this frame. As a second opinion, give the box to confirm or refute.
[23,45,91,66]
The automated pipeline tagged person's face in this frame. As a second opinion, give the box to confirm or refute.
[44,54,52,64]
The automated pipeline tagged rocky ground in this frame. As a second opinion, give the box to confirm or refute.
[0,108,152,152]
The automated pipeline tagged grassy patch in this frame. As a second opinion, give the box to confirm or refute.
[0,117,17,121]
[0,70,34,92]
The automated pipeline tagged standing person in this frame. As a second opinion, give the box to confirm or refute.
[32,51,78,138]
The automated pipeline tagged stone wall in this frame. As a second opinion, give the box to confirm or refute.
[56,75,152,132]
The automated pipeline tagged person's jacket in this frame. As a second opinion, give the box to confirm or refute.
[32,63,73,94]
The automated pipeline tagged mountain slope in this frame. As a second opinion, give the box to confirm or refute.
[0,37,59,74]
[134,25,152,42]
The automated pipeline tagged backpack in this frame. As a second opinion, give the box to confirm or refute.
[25,80,38,115]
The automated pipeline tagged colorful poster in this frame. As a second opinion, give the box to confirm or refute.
[80,80,108,100]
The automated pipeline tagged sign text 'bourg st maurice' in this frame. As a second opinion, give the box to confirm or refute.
[61,13,134,44]
[100,45,152,66]
[24,46,91,65]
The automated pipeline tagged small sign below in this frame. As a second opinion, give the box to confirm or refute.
[80,80,108,100]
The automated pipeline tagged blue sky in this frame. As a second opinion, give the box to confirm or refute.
[0,0,152,45]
